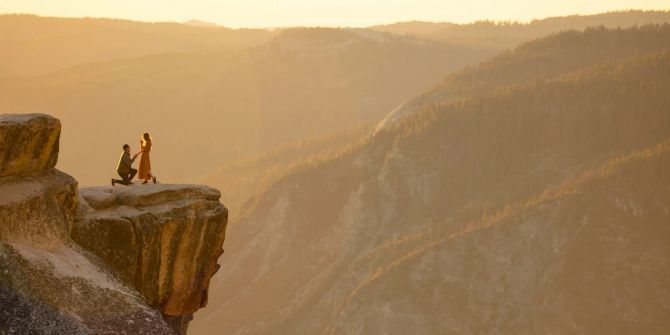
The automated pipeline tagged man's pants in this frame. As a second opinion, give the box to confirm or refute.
[113,168,137,185]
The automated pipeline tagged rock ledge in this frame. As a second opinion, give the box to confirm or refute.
[74,184,228,332]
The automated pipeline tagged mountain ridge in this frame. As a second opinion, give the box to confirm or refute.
[192,25,670,334]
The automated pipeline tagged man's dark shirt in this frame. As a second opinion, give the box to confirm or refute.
[117,152,135,174]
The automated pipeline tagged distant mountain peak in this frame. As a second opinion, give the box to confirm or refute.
[183,19,221,28]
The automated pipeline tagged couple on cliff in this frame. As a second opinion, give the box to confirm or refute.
[112,132,157,186]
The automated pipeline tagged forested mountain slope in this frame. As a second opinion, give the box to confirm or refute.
[372,10,670,48]
[192,26,670,334]
[376,24,670,130]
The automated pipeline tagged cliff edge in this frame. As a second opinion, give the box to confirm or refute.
[74,184,227,333]
[0,114,228,335]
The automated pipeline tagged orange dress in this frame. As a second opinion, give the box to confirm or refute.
[138,140,152,180]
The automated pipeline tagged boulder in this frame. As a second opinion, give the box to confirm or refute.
[0,170,77,243]
[0,114,60,177]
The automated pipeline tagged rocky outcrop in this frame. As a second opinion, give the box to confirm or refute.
[73,184,228,333]
[0,242,174,334]
[0,170,77,244]
[0,114,228,335]
[0,114,60,177]
[0,114,75,244]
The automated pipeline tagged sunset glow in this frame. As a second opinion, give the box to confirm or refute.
[1,0,669,27]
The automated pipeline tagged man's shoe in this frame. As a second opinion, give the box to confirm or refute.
[112,179,115,186]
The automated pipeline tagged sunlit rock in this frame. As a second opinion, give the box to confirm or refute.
[73,184,228,332]
[0,114,60,177]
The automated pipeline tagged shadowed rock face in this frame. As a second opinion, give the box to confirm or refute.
[73,185,228,326]
[0,114,228,335]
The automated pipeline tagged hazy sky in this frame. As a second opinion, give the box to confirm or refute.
[1,0,668,28]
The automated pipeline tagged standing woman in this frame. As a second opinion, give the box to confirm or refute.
[138,132,157,184]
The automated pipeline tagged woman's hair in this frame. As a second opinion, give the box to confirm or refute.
[142,132,152,142]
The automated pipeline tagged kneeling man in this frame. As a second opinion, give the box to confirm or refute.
[112,144,140,186]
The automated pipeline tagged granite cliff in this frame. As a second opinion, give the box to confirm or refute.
[0,114,228,334]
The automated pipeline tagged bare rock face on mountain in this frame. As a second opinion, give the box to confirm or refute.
[0,114,228,335]
[73,184,228,333]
